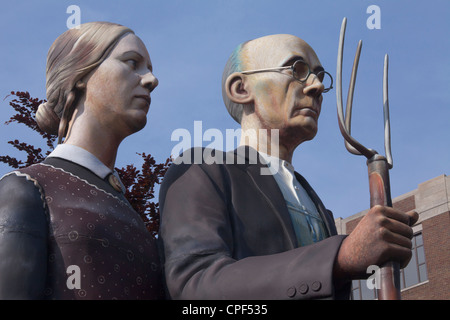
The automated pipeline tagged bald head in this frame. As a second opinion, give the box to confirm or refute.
[222,34,320,123]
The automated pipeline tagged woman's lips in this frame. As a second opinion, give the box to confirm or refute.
[135,94,151,105]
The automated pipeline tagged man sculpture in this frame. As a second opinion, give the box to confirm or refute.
[159,34,418,299]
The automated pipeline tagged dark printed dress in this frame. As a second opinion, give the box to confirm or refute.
[0,159,164,299]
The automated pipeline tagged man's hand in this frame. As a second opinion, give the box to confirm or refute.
[334,205,419,281]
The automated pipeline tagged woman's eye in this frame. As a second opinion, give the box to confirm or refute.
[126,59,138,69]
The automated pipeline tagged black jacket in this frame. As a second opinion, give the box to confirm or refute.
[159,146,351,299]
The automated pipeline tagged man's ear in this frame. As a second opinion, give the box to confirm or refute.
[225,72,253,105]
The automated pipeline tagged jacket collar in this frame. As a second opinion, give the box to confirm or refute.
[233,146,336,243]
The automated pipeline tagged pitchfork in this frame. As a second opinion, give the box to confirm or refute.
[336,17,401,300]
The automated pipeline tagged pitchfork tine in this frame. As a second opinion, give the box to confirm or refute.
[344,39,363,155]
[383,54,393,168]
[336,18,376,159]
[337,17,393,164]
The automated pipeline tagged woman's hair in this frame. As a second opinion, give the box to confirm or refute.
[36,21,134,143]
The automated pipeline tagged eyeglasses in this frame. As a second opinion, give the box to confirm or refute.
[240,60,334,93]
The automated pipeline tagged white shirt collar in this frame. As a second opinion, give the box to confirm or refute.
[47,144,125,192]
[258,151,295,174]
[258,151,321,219]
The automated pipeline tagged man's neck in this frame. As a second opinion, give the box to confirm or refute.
[239,127,294,163]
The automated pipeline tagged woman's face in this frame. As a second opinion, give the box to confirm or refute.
[83,33,158,138]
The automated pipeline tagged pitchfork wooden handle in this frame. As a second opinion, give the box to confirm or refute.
[368,155,401,300]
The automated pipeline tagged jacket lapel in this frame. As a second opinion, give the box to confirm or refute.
[294,172,338,236]
[234,146,298,249]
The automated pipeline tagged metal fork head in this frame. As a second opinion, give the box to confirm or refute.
[336,17,393,169]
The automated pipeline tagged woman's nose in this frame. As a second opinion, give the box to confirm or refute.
[141,71,159,92]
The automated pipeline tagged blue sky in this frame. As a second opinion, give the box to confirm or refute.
[0,0,449,219]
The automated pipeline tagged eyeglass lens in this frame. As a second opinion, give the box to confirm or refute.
[293,61,332,91]
[293,61,310,81]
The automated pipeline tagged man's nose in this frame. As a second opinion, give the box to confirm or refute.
[141,71,159,93]
[303,73,324,97]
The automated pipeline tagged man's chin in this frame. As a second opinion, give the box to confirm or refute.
[279,123,318,147]
[289,117,318,137]
[300,129,318,143]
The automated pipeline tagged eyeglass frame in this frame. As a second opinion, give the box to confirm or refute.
[239,60,334,93]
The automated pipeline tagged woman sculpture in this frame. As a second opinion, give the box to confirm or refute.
[0,22,163,299]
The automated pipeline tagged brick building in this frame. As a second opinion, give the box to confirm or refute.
[335,174,450,300]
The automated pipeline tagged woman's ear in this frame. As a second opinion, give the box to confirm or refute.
[225,72,253,105]
[75,80,86,90]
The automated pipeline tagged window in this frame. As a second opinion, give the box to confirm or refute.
[351,233,428,300]
[351,277,378,300]
[400,233,428,289]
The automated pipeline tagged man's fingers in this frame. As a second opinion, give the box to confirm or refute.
[383,207,419,227]
[382,206,410,224]
[385,243,413,269]
[381,226,413,249]
[382,222,413,243]
[406,210,419,226]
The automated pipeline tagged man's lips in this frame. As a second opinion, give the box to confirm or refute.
[291,106,319,119]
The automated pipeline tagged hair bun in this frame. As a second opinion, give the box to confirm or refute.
[36,102,60,135]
